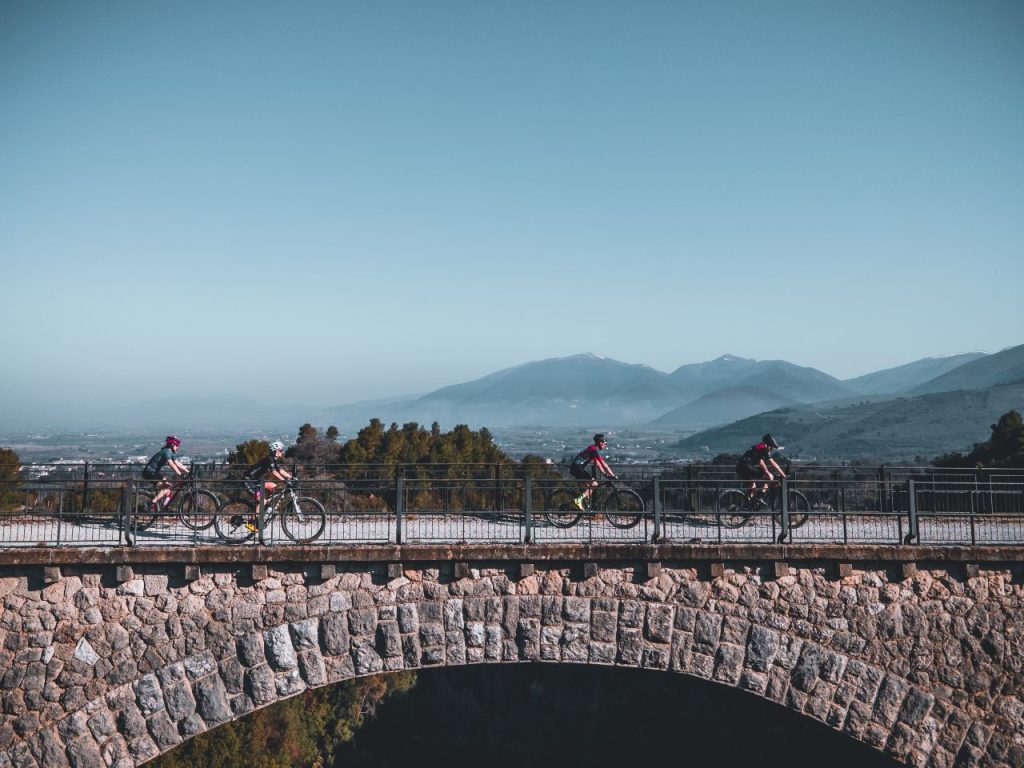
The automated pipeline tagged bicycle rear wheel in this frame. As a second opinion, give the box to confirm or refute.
[131,490,158,531]
[716,490,751,528]
[280,496,327,543]
[179,489,219,531]
[603,488,644,529]
[214,498,256,543]
[543,487,583,528]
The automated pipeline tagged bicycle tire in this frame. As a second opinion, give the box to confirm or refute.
[178,489,219,531]
[603,488,644,529]
[131,490,158,531]
[716,489,752,528]
[214,498,256,543]
[280,496,327,543]
[543,487,583,528]
[773,490,810,530]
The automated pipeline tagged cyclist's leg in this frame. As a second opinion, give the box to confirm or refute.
[569,466,590,509]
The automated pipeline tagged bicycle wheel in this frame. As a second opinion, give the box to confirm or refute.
[178,489,219,531]
[603,488,644,529]
[716,490,752,528]
[131,490,158,531]
[773,490,810,530]
[543,487,583,528]
[214,498,256,543]
[280,496,327,543]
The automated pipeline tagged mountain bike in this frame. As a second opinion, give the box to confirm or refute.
[544,480,645,529]
[214,479,327,543]
[716,481,809,529]
[131,471,220,531]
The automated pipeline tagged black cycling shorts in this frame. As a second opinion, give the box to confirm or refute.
[736,462,761,481]
[142,469,162,482]
[570,464,596,481]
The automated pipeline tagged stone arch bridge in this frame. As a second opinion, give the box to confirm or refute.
[1,544,1022,768]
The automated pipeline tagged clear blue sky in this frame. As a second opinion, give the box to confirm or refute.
[1,0,1022,422]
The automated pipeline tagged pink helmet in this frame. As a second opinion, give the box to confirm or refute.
[165,435,181,447]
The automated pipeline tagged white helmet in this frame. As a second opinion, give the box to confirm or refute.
[269,441,285,452]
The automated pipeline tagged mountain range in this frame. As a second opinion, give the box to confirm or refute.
[13,345,1020,461]
[323,345,1023,431]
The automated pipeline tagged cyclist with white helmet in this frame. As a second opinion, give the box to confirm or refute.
[243,440,292,498]
[238,441,293,532]
[142,436,188,512]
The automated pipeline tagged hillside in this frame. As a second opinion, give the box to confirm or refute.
[650,386,797,429]
[674,383,1024,461]
[842,352,986,395]
[911,344,1024,395]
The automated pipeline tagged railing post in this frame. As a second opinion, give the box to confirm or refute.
[523,476,532,544]
[395,473,404,545]
[778,478,790,544]
[82,461,90,516]
[124,477,136,547]
[905,478,918,544]
[257,489,266,546]
[652,477,661,543]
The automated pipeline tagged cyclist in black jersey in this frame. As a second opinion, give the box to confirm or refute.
[238,441,292,531]
[569,433,617,511]
[142,436,187,512]
[736,434,786,504]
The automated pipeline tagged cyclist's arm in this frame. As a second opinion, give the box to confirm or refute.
[768,458,786,479]
[271,467,292,482]
[169,459,188,476]
[595,457,617,479]
[757,458,774,480]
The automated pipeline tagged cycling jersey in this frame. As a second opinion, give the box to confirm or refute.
[243,454,281,482]
[572,445,602,467]
[736,443,773,478]
[144,447,175,476]
[570,445,602,480]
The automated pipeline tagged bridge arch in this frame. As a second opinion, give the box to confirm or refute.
[1,556,1022,768]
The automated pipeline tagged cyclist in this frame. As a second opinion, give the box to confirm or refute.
[142,436,188,513]
[736,434,786,504]
[570,433,618,511]
[239,441,293,531]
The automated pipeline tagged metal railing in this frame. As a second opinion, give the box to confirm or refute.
[1,468,1022,548]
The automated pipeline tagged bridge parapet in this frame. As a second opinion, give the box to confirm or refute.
[0,545,1022,768]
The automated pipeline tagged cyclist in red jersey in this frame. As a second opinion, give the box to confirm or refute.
[736,434,786,503]
[569,433,618,510]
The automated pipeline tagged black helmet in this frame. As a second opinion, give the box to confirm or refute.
[762,434,778,449]
[593,433,607,445]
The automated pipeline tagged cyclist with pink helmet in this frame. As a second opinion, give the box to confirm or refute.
[142,436,188,512]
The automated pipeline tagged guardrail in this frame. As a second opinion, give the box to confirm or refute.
[0,474,1021,548]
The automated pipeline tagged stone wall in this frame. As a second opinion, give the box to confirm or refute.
[0,561,1022,768]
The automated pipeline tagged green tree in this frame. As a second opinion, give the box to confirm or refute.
[227,440,270,466]
[148,672,415,768]
[0,447,21,512]
[933,410,1024,468]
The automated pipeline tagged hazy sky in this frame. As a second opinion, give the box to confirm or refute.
[2,0,1022,422]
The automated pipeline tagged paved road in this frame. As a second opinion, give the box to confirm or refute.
[1,508,1021,547]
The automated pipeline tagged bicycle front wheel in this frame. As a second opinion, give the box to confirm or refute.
[774,490,810,530]
[543,487,583,528]
[179,489,219,531]
[214,498,256,543]
[280,496,327,543]
[603,488,644,529]
[716,490,751,528]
